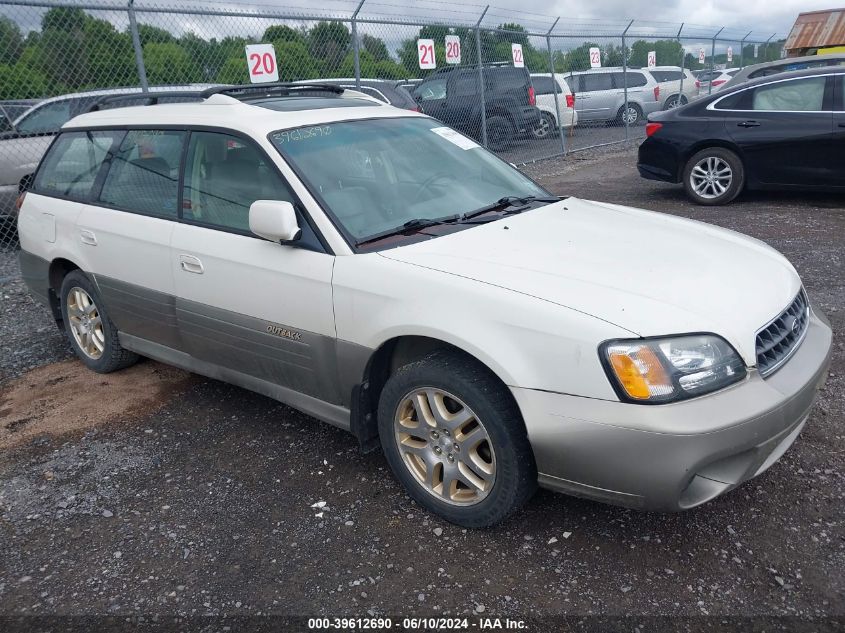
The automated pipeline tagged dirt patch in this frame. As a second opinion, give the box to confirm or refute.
[0,359,192,449]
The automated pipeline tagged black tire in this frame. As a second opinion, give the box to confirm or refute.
[682,147,745,206]
[664,94,688,110]
[531,112,557,139]
[615,102,643,126]
[485,115,515,151]
[378,350,537,528]
[59,270,139,373]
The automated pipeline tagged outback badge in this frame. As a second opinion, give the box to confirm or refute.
[266,324,302,341]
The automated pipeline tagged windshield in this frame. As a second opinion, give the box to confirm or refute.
[269,117,549,244]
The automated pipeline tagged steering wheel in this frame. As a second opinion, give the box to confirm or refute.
[413,172,455,202]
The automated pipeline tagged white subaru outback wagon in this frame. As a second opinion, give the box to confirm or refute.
[17,83,832,527]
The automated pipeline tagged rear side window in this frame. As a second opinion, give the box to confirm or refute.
[581,74,613,91]
[495,69,529,91]
[99,129,185,219]
[33,131,118,200]
[651,71,683,83]
[532,76,561,95]
[16,101,73,135]
[751,76,827,111]
[612,72,647,88]
[451,74,480,97]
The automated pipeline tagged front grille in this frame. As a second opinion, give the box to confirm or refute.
[756,290,810,377]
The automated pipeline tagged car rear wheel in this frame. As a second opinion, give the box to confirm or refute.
[683,147,745,206]
[60,270,139,373]
[616,103,643,125]
[485,115,515,151]
[378,350,536,528]
[531,112,557,139]
[665,94,688,109]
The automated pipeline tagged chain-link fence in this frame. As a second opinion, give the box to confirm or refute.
[0,0,787,251]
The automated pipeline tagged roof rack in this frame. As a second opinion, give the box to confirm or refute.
[84,83,348,115]
[199,82,345,98]
[88,91,206,113]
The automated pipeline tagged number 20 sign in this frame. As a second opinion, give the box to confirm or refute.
[418,39,436,69]
[445,35,461,64]
[245,44,278,83]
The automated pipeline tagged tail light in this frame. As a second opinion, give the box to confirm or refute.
[14,191,26,213]
[528,85,536,106]
[711,79,726,87]
[645,122,663,137]
[653,85,660,101]
[695,79,701,89]
[565,94,575,108]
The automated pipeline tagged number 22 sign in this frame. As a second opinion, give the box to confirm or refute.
[511,43,524,68]
[245,44,278,83]
[418,39,436,69]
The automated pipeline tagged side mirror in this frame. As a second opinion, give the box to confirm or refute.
[249,200,301,243]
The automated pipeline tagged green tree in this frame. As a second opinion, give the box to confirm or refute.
[41,6,86,33]
[137,24,175,46]
[0,62,48,99]
[0,16,24,66]
[84,18,136,88]
[629,39,683,67]
[308,21,351,72]
[262,24,305,45]
[143,42,201,84]
[361,33,390,62]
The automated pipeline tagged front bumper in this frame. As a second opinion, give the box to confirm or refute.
[512,309,833,511]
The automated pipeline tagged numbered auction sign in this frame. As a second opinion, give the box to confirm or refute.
[698,48,706,64]
[754,44,759,58]
[647,51,656,67]
[511,43,524,68]
[589,47,601,68]
[727,46,733,63]
[418,39,436,69]
[245,44,279,84]
[445,35,461,65]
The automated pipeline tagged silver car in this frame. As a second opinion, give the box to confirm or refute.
[566,68,662,125]
[0,85,210,222]
[722,52,845,90]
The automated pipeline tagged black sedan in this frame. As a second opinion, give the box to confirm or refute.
[638,67,844,205]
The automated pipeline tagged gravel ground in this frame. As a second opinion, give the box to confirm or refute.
[0,147,842,631]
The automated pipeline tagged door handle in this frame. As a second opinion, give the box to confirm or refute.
[179,254,204,274]
[838,123,845,128]
[737,120,761,128]
[79,229,97,246]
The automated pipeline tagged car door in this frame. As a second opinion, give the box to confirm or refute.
[80,128,185,349]
[576,73,615,121]
[722,74,835,187]
[833,74,845,184]
[414,77,449,124]
[170,130,340,404]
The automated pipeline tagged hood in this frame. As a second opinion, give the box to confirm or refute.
[379,198,801,365]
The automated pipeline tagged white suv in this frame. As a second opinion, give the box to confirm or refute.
[17,83,832,527]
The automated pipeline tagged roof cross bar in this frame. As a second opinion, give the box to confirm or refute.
[200,82,346,98]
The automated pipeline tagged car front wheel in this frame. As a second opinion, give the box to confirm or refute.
[682,147,745,205]
[378,350,536,528]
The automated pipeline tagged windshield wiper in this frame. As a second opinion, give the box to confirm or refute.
[355,214,462,247]
[460,195,560,222]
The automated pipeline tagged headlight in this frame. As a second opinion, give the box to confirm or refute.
[600,334,746,403]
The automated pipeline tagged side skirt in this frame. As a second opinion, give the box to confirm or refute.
[119,332,352,431]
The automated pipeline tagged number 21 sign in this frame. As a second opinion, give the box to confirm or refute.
[245,44,278,84]
[418,39,436,69]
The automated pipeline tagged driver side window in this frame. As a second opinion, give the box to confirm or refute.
[182,131,296,232]
[415,78,447,101]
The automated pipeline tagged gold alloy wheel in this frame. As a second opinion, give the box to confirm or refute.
[66,286,105,360]
[393,388,496,506]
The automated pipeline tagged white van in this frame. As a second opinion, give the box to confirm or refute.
[529,73,578,138]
